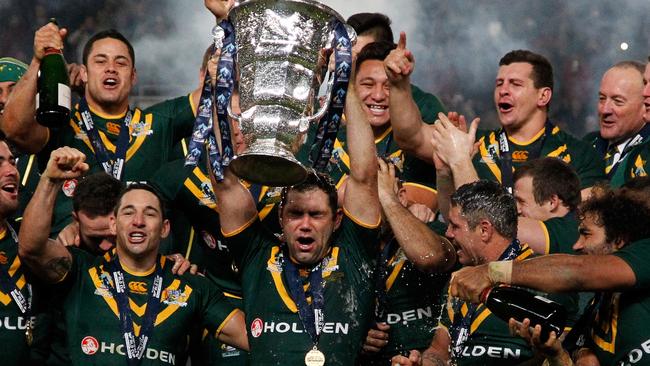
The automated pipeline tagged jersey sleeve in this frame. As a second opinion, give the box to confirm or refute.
[335,212,381,258]
[145,95,196,143]
[222,218,277,269]
[191,275,241,336]
[613,238,650,289]
[567,139,606,189]
[543,215,579,254]
[410,84,446,123]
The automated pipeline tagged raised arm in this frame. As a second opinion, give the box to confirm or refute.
[18,147,88,282]
[209,166,257,234]
[343,66,380,224]
[1,23,65,153]
[377,159,455,272]
[384,32,434,162]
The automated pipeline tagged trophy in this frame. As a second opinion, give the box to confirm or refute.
[226,0,355,186]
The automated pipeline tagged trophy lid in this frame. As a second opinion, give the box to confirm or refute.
[230,0,346,24]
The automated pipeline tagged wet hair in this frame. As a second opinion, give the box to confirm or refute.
[355,41,395,72]
[114,183,167,220]
[450,180,518,239]
[73,172,124,216]
[513,157,581,211]
[499,50,554,92]
[82,29,135,66]
[279,170,338,217]
[579,189,650,246]
[346,13,394,44]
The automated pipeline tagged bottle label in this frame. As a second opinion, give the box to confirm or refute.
[35,93,39,110]
[58,84,71,109]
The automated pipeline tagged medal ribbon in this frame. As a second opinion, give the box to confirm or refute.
[497,121,553,192]
[185,20,235,181]
[0,225,31,315]
[281,247,325,346]
[594,123,650,179]
[101,254,164,366]
[77,97,132,180]
[449,239,522,358]
[310,20,353,172]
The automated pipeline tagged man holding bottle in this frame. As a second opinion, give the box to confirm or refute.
[2,23,208,234]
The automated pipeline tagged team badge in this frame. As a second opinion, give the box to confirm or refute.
[202,231,217,249]
[250,318,263,338]
[81,336,99,355]
[162,289,188,307]
[62,179,77,197]
[131,121,152,136]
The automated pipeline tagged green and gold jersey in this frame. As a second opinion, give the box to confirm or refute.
[411,84,447,123]
[41,96,196,235]
[586,239,650,365]
[474,124,605,190]
[622,142,650,185]
[225,214,380,365]
[0,226,38,365]
[58,248,238,366]
[539,212,579,254]
[441,244,578,366]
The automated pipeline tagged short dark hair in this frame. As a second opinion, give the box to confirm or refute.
[579,189,650,246]
[451,180,518,239]
[499,50,554,91]
[82,29,135,66]
[513,157,581,212]
[355,41,395,72]
[73,172,124,216]
[280,170,338,217]
[346,13,394,44]
[114,183,167,220]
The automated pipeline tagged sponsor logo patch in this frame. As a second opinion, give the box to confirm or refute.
[250,318,263,338]
[62,179,77,197]
[81,336,99,355]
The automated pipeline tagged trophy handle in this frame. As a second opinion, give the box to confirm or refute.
[303,74,335,129]
[227,104,242,123]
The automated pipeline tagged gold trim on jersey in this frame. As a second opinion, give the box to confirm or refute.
[342,207,381,229]
[183,167,218,210]
[540,221,551,254]
[385,248,406,292]
[184,227,195,259]
[268,246,341,313]
[216,309,240,336]
[592,293,620,353]
[20,154,35,187]
[0,256,28,306]
[508,126,546,146]
[222,215,257,238]
[70,107,152,162]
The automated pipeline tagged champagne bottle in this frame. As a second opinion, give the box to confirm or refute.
[36,18,71,128]
[480,285,567,342]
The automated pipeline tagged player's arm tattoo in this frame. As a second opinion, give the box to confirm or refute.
[45,256,72,279]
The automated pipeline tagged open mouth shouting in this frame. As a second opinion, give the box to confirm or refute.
[498,102,514,114]
[296,236,316,251]
[102,77,119,89]
[128,230,146,244]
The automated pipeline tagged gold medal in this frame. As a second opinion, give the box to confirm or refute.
[25,325,33,346]
[305,347,325,366]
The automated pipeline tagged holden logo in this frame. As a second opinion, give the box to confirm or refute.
[250,318,263,338]
[62,179,78,197]
[81,336,99,355]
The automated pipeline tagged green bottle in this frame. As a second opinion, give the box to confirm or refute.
[36,18,70,128]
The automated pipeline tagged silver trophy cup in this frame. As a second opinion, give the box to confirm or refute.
[228,0,353,186]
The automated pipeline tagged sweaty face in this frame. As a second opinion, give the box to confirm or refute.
[643,61,650,123]
[494,62,545,131]
[355,59,390,134]
[280,188,341,266]
[0,142,19,218]
[598,67,646,143]
[76,210,115,254]
[572,213,614,255]
[83,38,136,114]
[445,205,483,266]
[111,189,169,262]
[513,176,553,221]
[0,81,16,116]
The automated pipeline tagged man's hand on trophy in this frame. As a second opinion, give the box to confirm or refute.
[205,0,236,21]
[207,49,221,87]
[384,32,414,87]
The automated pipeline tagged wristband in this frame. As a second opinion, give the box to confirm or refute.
[488,260,513,284]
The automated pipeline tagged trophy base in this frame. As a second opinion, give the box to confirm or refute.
[229,153,308,187]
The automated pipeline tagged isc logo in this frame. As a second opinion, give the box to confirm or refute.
[128,282,147,294]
